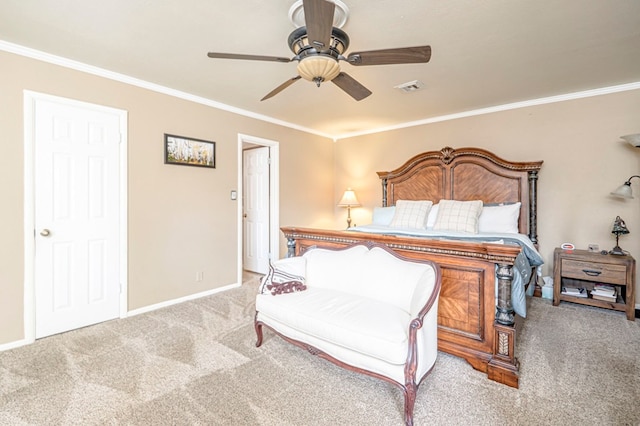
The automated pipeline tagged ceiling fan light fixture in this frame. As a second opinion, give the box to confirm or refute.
[297,55,341,85]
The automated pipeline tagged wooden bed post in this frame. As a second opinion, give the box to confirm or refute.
[495,263,515,326]
[381,178,388,207]
[528,170,539,246]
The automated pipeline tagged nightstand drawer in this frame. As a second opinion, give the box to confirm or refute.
[561,259,627,285]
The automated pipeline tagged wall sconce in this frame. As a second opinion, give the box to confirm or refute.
[611,175,640,199]
[610,216,630,255]
[621,133,640,148]
[338,188,361,228]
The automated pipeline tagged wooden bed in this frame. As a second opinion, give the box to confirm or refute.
[281,146,543,388]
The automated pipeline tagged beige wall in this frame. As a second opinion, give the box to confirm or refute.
[0,51,334,345]
[334,89,640,299]
[2,48,638,347]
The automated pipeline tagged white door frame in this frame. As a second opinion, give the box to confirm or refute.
[237,134,279,284]
[23,90,128,343]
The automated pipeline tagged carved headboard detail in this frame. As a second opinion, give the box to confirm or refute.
[377,147,543,244]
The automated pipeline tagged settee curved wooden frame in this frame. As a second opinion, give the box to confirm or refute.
[281,147,543,388]
[255,242,442,426]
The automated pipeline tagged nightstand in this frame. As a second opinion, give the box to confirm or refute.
[553,248,636,321]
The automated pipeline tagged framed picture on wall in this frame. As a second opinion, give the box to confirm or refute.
[164,133,216,168]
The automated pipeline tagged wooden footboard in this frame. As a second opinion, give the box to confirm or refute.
[281,226,522,388]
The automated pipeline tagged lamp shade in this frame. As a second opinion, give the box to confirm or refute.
[297,56,341,83]
[611,182,634,199]
[612,216,629,235]
[621,133,640,148]
[338,189,361,206]
[611,175,640,199]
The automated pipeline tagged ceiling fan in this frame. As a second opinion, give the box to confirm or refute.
[207,0,431,101]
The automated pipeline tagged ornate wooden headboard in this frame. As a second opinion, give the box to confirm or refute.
[377,147,543,244]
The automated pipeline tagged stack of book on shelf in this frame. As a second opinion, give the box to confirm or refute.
[561,286,587,298]
[590,284,617,302]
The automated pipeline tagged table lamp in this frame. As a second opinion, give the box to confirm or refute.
[609,216,629,255]
[338,188,361,228]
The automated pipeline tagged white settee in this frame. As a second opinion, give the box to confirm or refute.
[255,242,442,426]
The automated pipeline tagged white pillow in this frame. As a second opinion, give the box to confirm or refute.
[372,206,396,226]
[426,203,439,229]
[478,202,521,234]
[433,199,483,233]
[389,200,433,229]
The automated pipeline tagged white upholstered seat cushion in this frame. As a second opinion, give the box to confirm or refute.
[256,288,411,365]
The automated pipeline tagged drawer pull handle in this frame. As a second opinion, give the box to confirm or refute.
[582,269,602,276]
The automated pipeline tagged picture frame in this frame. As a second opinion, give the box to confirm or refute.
[164,133,215,168]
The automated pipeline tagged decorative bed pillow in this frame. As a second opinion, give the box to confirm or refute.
[426,203,439,229]
[372,206,396,226]
[478,202,521,234]
[389,200,433,229]
[259,257,307,296]
[433,199,483,233]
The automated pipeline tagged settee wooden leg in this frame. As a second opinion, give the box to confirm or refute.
[255,320,263,347]
[403,384,417,426]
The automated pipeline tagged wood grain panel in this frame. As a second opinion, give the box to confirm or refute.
[451,163,521,203]
[438,267,483,339]
[389,167,444,204]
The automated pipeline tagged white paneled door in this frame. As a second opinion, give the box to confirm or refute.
[243,147,270,274]
[33,97,123,338]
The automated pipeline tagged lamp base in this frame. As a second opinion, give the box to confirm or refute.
[609,245,626,255]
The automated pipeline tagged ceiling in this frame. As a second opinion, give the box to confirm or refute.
[1,0,639,138]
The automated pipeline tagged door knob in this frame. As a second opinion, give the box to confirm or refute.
[243,214,247,218]
[40,229,51,237]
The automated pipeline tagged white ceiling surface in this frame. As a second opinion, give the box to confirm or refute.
[1,0,639,138]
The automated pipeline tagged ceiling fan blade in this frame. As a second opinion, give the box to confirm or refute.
[331,72,372,101]
[303,0,336,51]
[261,76,302,101]
[346,46,432,66]
[207,52,292,63]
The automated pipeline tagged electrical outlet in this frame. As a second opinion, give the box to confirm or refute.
[588,244,599,252]
[195,272,204,282]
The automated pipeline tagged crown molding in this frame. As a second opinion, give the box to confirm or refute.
[334,81,640,140]
[2,40,639,142]
[0,40,332,140]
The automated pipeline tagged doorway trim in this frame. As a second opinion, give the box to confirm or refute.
[23,90,128,343]
[237,134,279,284]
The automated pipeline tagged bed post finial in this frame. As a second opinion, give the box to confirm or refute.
[286,237,296,258]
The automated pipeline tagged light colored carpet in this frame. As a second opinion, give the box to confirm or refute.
[0,272,638,425]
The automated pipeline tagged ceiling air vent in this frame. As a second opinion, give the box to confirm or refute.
[394,80,426,93]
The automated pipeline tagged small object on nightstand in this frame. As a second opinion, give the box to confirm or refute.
[560,242,575,252]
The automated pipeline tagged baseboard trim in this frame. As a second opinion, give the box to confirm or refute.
[0,338,32,353]
[126,282,241,317]
[1,282,243,353]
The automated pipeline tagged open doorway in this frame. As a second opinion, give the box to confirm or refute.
[237,134,279,283]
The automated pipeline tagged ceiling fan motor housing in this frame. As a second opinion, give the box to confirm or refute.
[288,26,349,84]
